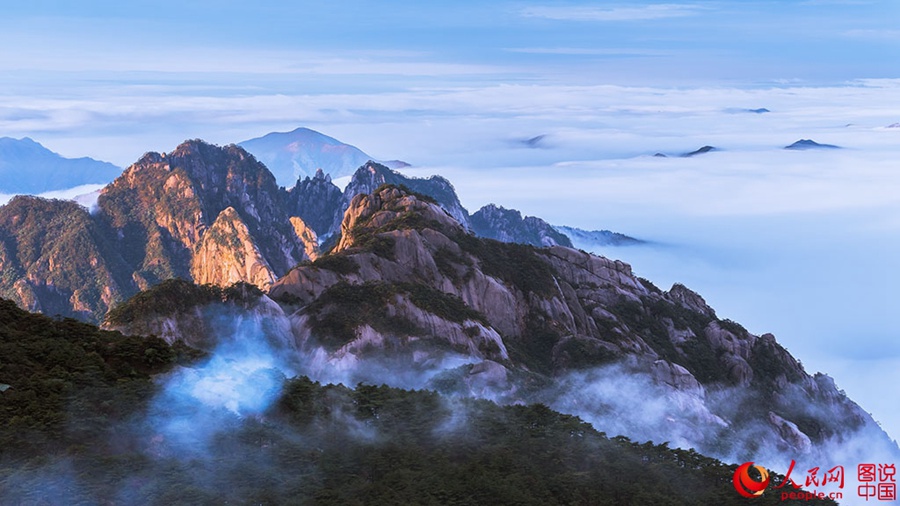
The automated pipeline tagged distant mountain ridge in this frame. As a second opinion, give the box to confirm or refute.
[0,139,631,321]
[239,127,409,186]
[555,225,644,248]
[0,137,121,194]
[784,139,841,150]
[471,204,572,248]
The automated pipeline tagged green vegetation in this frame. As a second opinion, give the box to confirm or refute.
[718,318,747,336]
[305,281,487,349]
[402,282,487,325]
[374,182,439,205]
[0,298,193,453]
[104,279,263,326]
[311,253,360,274]
[637,276,662,295]
[348,209,446,261]
[0,196,133,321]
[352,231,397,260]
[304,281,419,348]
[1,366,835,505]
[0,301,836,505]
[432,246,472,283]
[454,232,558,297]
[612,298,732,384]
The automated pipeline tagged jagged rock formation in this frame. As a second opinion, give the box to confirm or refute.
[107,183,897,469]
[471,204,572,248]
[334,162,471,235]
[0,138,636,322]
[0,140,316,320]
[286,168,343,237]
[190,207,277,289]
[99,140,306,290]
[0,137,121,194]
[290,216,319,261]
[270,187,886,462]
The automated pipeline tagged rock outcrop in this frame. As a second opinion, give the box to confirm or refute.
[333,162,471,235]
[99,140,306,290]
[471,204,572,248]
[0,139,646,321]
[554,225,643,248]
[261,184,894,466]
[0,140,320,320]
[286,168,343,237]
[290,216,319,261]
[190,207,277,289]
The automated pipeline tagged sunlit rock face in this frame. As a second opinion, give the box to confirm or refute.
[191,207,277,290]
[0,140,313,320]
[99,140,307,289]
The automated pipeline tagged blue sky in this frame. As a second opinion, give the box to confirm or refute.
[2,0,897,165]
[2,1,898,85]
[1,1,900,444]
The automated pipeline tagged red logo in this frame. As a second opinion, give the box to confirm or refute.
[734,462,770,498]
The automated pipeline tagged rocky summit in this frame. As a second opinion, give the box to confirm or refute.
[471,204,572,248]
[0,141,313,320]
[0,139,625,323]
[105,183,897,469]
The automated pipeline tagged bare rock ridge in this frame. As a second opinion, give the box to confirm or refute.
[0,139,631,322]
[334,162,472,235]
[286,168,342,237]
[0,141,314,319]
[471,204,573,248]
[108,183,897,467]
[190,207,277,289]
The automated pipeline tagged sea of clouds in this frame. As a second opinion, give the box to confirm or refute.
[2,74,898,444]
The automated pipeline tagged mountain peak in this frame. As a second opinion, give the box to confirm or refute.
[0,137,121,194]
[239,127,408,185]
[784,139,841,150]
[334,183,463,253]
[681,145,716,157]
[334,162,471,235]
[471,203,572,248]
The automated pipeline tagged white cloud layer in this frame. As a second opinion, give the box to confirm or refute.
[2,69,899,444]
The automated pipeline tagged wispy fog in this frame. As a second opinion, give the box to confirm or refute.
[3,77,897,443]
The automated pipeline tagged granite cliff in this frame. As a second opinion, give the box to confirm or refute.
[107,184,898,468]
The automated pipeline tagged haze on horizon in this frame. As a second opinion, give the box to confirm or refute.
[1,1,899,443]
